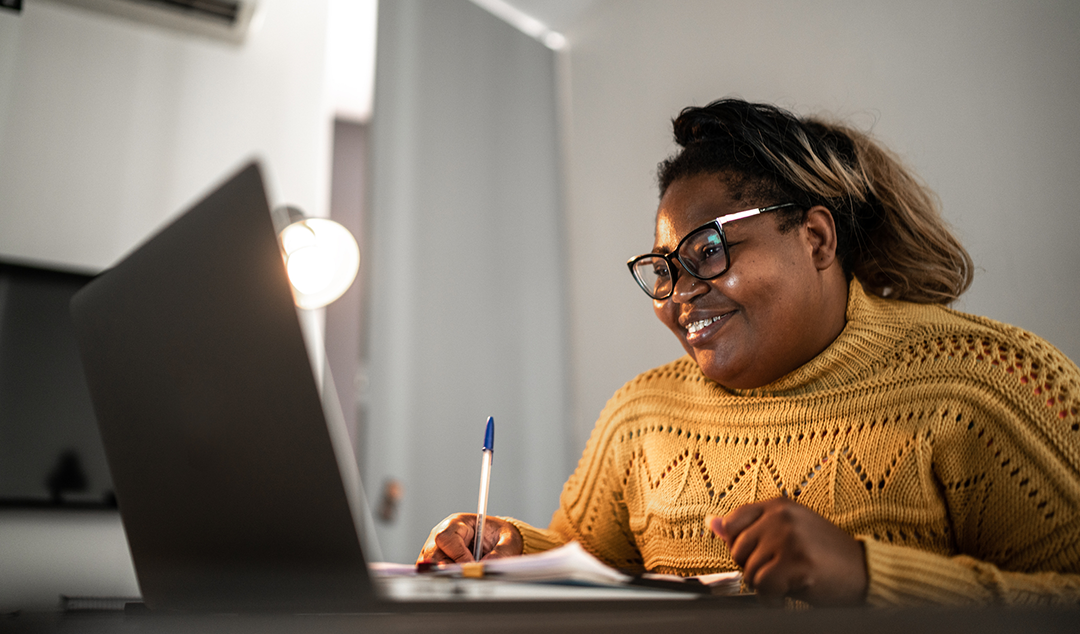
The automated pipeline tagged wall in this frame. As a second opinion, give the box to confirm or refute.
[0,0,333,272]
[325,120,367,459]
[0,510,139,612]
[557,0,1080,450]
[366,0,569,563]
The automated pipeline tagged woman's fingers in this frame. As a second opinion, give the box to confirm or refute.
[704,514,724,537]
[749,553,805,605]
[433,517,477,562]
[730,510,799,600]
[417,513,476,564]
[715,502,766,544]
[482,520,524,560]
[417,514,525,564]
[727,518,764,567]
[740,543,775,590]
[706,497,868,606]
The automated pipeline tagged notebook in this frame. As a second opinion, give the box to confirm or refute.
[70,162,720,613]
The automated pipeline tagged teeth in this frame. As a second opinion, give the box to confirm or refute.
[686,315,723,334]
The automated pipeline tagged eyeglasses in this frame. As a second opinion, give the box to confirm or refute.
[627,203,798,300]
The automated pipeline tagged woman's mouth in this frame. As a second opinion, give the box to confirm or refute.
[686,315,723,334]
[684,311,734,343]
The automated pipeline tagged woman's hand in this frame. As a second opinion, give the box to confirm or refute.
[417,513,523,564]
[706,497,868,606]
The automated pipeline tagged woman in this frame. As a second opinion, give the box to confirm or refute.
[419,98,1080,606]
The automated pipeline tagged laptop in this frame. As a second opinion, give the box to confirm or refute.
[70,162,378,612]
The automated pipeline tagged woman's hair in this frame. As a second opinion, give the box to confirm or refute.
[657,98,973,305]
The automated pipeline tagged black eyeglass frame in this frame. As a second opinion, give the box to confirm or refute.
[626,202,799,300]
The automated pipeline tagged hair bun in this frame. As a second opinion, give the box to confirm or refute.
[672,108,731,147]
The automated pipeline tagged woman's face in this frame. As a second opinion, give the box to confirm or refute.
[652,173,847,389]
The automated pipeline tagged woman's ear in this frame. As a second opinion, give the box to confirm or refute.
[804,205,839,271]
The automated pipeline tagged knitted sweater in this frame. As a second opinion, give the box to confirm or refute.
[509,280,1080,606]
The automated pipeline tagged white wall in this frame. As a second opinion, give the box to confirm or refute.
[0,510,138,612]
[0,0,333,272]
[556,0,1080,449]
[366,0,569,564]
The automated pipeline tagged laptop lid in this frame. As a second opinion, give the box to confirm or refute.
[70,162,376,612]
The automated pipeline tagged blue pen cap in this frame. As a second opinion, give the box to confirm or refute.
[483,416,495,453]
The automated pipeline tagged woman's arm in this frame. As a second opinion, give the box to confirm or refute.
[860,537,1080,605]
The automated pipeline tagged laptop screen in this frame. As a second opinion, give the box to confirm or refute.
[70,162,376,612]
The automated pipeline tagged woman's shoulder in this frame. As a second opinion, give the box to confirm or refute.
[886,296,1074,369]
[876,296,1080,412]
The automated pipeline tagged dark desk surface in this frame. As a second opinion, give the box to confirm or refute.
[6,599,1080,634]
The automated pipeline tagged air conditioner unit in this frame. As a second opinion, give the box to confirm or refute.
[40,0,259,45]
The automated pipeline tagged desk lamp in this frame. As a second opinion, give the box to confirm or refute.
[274,206,360,309]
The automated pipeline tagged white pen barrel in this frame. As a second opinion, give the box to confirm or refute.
[473,450,493,560]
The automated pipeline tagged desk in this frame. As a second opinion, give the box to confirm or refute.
[6,601,1080,634]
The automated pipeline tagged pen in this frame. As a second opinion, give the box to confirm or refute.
[473,416,495,561]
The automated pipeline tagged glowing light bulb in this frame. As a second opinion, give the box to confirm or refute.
[286,245,335,294]
[278,217,360,309]
[279,222,317,254]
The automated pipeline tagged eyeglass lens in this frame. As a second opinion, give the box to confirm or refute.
[631,256,674,299]
[631,225,728,299]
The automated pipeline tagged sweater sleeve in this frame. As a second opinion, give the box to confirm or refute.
[503,388,644,570]
[552,399,647,571]
[497,387,644,566]
[861,538,1080,605]
[501,516,568,555]
[863,330,1080,606]
[498,507,632,557]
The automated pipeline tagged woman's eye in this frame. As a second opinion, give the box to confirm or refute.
[693,243,724,262]
[652,265,670,279]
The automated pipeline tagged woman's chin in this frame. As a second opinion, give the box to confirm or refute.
[690,352,743,387]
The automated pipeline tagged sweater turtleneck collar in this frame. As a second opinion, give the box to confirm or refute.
[723,278,914,398]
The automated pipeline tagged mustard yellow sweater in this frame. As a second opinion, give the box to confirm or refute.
[509,280,1080,606]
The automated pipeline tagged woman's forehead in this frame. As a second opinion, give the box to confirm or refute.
[653,175,744,249]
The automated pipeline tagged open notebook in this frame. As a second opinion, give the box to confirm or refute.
[373,542,740,597]
[71,162,740,612]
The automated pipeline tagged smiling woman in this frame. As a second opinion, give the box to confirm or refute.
[419,98,1080,608]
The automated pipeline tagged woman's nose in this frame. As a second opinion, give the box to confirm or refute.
[670,265,707,302]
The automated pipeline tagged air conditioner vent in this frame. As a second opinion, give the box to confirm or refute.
[139,0,241,26]
[41,0,258,44]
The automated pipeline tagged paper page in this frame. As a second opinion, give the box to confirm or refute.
[370,541,742,594]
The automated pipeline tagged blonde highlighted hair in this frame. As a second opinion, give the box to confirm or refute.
[658,99,973,304]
